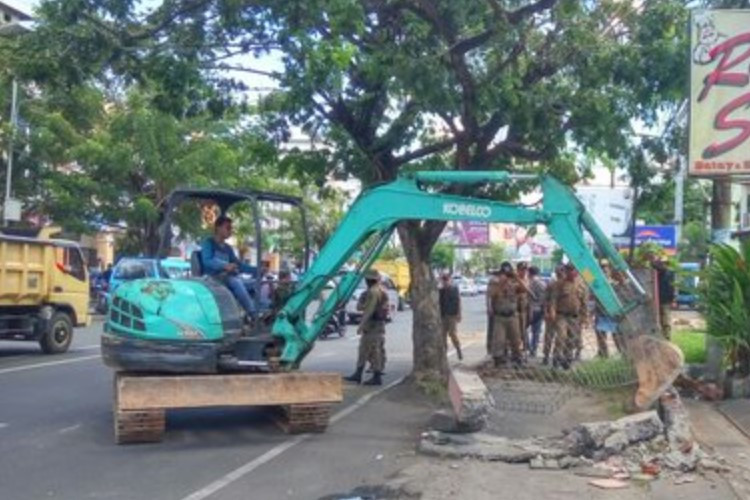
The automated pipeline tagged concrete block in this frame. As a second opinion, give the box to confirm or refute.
[448,368,494,430]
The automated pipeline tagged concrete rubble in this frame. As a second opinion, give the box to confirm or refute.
[420,387,728,487]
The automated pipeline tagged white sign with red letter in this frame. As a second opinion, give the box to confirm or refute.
[690,10,750,176]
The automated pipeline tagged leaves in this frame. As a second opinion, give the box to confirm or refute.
[701,242,750,376]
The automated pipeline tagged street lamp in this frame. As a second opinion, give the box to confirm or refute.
[0,20,34,225]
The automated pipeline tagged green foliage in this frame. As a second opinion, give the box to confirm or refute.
[379,244,405,261]
[466,243,506,274]
[430,243,455,271]
[700,242,750,376]
[672,330,707,365]
[678,221,710,263]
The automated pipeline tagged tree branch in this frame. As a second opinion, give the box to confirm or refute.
[507,0,558,24]
[393,137,457,167]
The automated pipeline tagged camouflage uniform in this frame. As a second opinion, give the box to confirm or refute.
[550,278,587,368]
[489,277,522,364]
[355,283,387,373]
[271,281,294,313]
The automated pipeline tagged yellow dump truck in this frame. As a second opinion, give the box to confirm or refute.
[373,259,410,299]
[0,227,90,353]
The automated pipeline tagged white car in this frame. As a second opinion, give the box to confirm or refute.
[346,273,401,323]
[456,278,478,296]
[475,276,490,294]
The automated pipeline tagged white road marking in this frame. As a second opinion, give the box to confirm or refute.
[74,344,101,351]
[0,354,100,375]
[181,375,407,500]
[59,424,82,434]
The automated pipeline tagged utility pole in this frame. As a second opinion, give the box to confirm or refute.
[3,78,18,225]
[674,156,685,245]
[711,178,733,244]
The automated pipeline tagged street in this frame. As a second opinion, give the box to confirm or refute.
[0,296,487,500]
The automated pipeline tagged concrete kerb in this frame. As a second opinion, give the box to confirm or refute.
[446,365,495,432]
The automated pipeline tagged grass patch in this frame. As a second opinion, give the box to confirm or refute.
[672,329,707,364]
[570,357,636,389]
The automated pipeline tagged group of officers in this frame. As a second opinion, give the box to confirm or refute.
[483,261,589,370]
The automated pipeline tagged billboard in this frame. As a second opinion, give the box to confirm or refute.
[689,10,750,176]
[633,225,677,249]
[443,221,489,247]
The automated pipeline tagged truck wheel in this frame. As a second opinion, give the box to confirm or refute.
[40,312,74,354]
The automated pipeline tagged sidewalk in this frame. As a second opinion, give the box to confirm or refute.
[379,337,739,500]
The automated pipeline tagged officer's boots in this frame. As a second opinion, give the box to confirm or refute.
[363,371,383,386]
[344,366,364,383]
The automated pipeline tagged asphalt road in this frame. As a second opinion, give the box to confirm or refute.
[0,295,488,500]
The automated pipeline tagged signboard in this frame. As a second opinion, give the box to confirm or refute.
[689,10,750,176]
[444,221,489,247]
[575,186,633,239]
[634,225,677,249]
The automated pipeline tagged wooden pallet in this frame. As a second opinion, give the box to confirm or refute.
[274,403,333,434]
[112,372,342,444]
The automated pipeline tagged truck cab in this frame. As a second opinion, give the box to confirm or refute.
[0,227,90,353]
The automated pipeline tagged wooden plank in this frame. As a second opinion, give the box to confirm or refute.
[115,372,343,411]
[114,409,166,444]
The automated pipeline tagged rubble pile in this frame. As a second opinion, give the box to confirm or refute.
[419,389,731,486]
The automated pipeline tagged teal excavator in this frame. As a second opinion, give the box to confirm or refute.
[102,171,682,408]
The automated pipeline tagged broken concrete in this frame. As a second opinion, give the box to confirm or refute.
[419,431,569,463]
[428,409,483,434]
[564,410,664,459]
[660,389,704,472]
[448,368,495,431]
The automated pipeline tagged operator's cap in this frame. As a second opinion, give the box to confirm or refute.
[365,269,380,280]
[516,261,528,270]
[599,258,610,267]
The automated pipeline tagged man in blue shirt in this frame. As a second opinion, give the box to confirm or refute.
[201,215,257,319]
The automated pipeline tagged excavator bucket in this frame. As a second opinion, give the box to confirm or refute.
[614,278,684,409]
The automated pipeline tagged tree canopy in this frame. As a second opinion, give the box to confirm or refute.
[1,0,698,386]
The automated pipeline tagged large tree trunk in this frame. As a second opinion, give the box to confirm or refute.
[398,221,448,389]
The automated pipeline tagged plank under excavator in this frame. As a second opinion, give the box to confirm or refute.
[115,372,343,411]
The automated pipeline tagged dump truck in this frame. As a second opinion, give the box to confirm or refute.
[0,227,90,353]
[101,172,682,443]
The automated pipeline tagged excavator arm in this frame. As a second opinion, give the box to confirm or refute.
[276,172,637,357]
[272,171,682,407]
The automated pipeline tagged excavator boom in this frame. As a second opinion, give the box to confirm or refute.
[272,171,682,407]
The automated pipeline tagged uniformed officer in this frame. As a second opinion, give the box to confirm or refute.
[542,264,565,365]
[485,269,502,355]
[516,262,531,354]
[271,270,294,314]
[549,263,588,369]
[344,269,388,385]
[488,262,523,367]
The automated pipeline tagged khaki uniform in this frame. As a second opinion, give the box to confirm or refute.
[543,279,560,361]
[488,278,522,363]
[486,278,500,354]
[550,279,587,366]
[517,277,530,353]
[355,284,386,372]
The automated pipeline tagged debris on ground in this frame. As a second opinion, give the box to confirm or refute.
[419,386,734,491]
[588,478,630,490]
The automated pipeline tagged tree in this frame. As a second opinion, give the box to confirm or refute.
[21,0,692,388]
[467,243,507,274]
[430,243,455,272]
